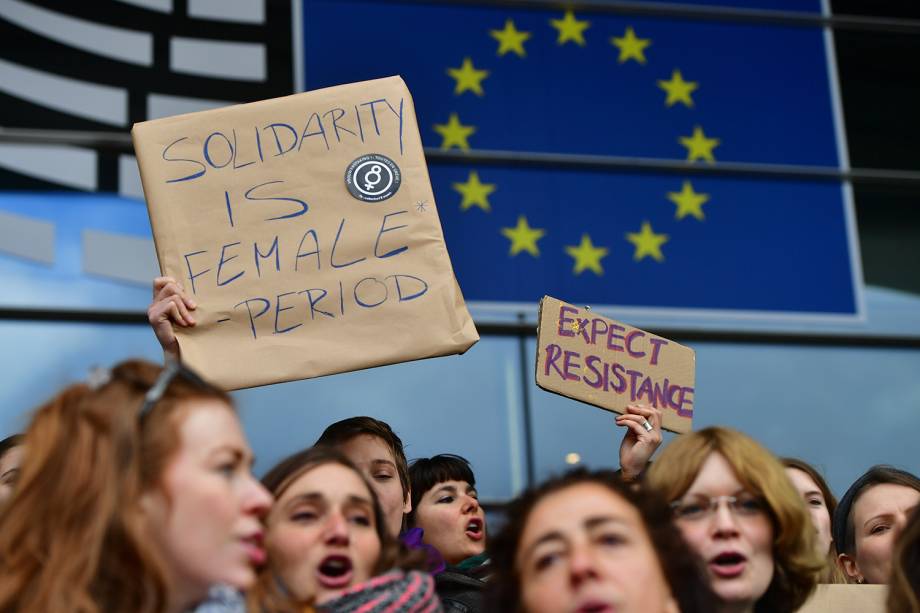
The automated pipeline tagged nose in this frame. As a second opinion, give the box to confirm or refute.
[323,511,351,546]
[711,500,741,538]
[461,494,480,515]
[569,543,598,587]
[244,477,273,517]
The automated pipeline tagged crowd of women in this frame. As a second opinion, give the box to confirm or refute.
[0,279,915,612]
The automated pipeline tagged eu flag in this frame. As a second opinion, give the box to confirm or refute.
[300,0,860,316]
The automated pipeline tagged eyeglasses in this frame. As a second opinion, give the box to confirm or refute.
[138,359,210,418]
[671,493,766,522]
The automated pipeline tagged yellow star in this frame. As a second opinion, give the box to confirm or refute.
[565,234,609,276]
[667,181,709,221]
[550,10,590,46]
[610,26,651,64]
[501,215,545,257]
[658,69,699,108]
[433,113,476,150]
[679,125,720,163]
[453,171,496,212]
[490,19,532,57]
[626,221,669,262]
[447,57,490,96]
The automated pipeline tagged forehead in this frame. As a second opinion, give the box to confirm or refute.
[854,483,920,519]
[684,451,744,495]
[278,462,371,505]
[525,483,639,536]
[786,467,820,495]
[174,399,245,455]
[339,434,397,466]
[422,479,472,497]
[0,445,23,472]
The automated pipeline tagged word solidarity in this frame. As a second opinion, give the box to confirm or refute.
[133,76,478,389]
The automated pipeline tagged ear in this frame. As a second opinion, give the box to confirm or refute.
[138,488,166,524]
[403,487,412,515]
[837,552,863,583]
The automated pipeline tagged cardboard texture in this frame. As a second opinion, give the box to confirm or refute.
[132,76,478,390]
[796,584,887,613]
[535,296,694,433]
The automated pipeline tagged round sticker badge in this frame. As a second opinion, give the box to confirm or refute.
[344,154,402,203]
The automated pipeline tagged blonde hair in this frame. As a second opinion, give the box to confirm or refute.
[645,427,824,612]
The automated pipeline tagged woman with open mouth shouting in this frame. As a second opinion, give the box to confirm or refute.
[249,446,440,612]
[0,359,273,613]
[645,427,824,613]
[408,454,489,613]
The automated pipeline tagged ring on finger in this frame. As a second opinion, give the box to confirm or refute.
[641,420,653,433]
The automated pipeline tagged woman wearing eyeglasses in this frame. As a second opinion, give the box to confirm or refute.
[0,359,272,613]
[645,427,824,613]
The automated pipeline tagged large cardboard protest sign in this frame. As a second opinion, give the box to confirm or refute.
[535,296,694,433]
[132,76,479,390]
[796,585,886,613]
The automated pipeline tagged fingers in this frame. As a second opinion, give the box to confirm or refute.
[151,278,196,312]
[148,294,195,327]
[624,404,663,429]
[615,414,648,439]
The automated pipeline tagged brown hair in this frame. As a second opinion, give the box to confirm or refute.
[248,446,423,613]
[486,468,718,613]
[888,507,920,613]
[782,458,848,584]
[0,359,232,613]
[313,417,410,504]
[645,427,824,613]
[833,465,920,559]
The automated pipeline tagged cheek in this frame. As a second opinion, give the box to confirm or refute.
[353,532,382,580]
[269,525,322,568]
[858,534,893,565]
[520,570,563,613]
[675,523,708,557]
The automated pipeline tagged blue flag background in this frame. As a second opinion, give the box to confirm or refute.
[317,1,856,315]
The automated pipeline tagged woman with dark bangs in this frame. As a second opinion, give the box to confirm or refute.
[645,427,824,613]
[487,468,717,613]
[408,454,488,612]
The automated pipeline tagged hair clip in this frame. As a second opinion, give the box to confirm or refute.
[86,366,112,390]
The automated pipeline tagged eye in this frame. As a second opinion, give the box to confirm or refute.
[291,511,318,522]
[870,524,889,535]
[216,462,237,478]
[349,513,372,527]
[437,496,455,504]
[597,532,625,547]
[534,552,559,572]
[807,497,824,507]
[373,473,393,481]
[736,495,765,514]
[674,501,705,519]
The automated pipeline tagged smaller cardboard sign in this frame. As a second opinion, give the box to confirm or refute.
[796,584,886,613]
[535,296,694,434]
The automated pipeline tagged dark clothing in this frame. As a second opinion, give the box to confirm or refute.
[434,556,489,613]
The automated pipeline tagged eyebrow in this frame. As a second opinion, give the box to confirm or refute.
[434,484,458,496]
[369,459,397,470]
[0,468,18,480]
[520,515,629,562]
[284,492,374,510]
